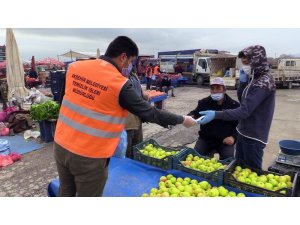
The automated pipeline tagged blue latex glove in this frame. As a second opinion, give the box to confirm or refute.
[239,69,248,83]
[198,110,216,125]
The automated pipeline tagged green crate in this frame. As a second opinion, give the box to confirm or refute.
[224,160,298,197]
[173,148,235,185]
[132,139,182,170]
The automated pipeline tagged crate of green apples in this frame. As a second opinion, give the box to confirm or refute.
[133,139,182,170]
[224,160,298,197]
[140,174,248,197]
[173,148,234,184]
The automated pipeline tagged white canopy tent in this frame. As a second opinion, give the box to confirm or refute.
[58,49,100,61]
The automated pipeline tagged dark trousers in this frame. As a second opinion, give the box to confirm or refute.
[125,123,143,159]
[146,77,152,90]
[235,134,266,169]
[54,142,110,197]
[194,137,234,160]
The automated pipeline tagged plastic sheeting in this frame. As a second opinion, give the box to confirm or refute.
[48,157,262,197]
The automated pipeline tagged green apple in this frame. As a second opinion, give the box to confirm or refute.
[228,191,236,197]
[170,193,178,197]
[197,192,207,197]
[149,193,156,197]
[264,183,273,190]
[184,177,191,183]
[184,186,194,195]
[257,175,267,183]
[179,192,191,197]
[237,176,246,183]
[208,188,219,197]
[177,177,184,183]
[284,175,292,182]
[287,181,293,188]
[177,186,185,192]
[199,181,211,190]
[160,176,167,182]
[159,181,166,187]
[194,188,205,195]
[156,194,161,197]
[190,179,198,185]
[251,180,258,187]
[266,173,275,180]
[257,182,265,188]
[169,187,180,195]
[280,190,286,195]
[278,182,287,189]
[269,179,278,187]
[182,181,189,186]
[274,175,280,181]
[239,171,249,178]
[161,192,170,197]
[150,188,158,194]
[278,176,287,183]
[170,177,177,184]
[191,183,198,190]
[193,156,200,161]
[175,182,182,187]
[165,180,173,187]
[166,174,173,180]
[237,193,246,197]
[245,178,251,184]
[219,188,229,197]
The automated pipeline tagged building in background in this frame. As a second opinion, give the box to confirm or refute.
[0,45,6,62]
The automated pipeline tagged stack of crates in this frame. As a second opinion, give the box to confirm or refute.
[50,70,66,102]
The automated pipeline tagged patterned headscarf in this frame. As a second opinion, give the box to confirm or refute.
[241,45,276,91]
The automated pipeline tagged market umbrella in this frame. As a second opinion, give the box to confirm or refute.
[37,57,65,67]
[5,28,29,100]
[31,56,36,71]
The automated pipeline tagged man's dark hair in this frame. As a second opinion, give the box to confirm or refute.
[105,36,139,58]
[238,51,246,58]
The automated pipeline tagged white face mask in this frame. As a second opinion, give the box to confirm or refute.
[211,93,224,101]
[242,65,251,75]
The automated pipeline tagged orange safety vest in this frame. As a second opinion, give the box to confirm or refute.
[146,66,153,78]
[153,65,160,75]
[54,59,128,158]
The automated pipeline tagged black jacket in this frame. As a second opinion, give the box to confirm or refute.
[188,94,239,144]
[161,79,171,88]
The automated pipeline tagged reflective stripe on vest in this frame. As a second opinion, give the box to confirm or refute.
[62,98,125,125]
[54,59,128,158]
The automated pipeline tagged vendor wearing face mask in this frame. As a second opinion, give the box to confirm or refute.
[187,77,240,160]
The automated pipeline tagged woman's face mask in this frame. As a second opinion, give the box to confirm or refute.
[211,93,224,101]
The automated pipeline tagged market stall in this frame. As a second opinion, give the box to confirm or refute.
[48,157,262,197]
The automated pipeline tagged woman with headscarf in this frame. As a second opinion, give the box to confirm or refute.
[198,45,276,169]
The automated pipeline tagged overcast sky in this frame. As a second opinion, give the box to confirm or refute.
[1,28,300,61]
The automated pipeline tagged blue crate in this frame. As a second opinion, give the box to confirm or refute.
[39,120,57,143]
[173,147,235,185]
